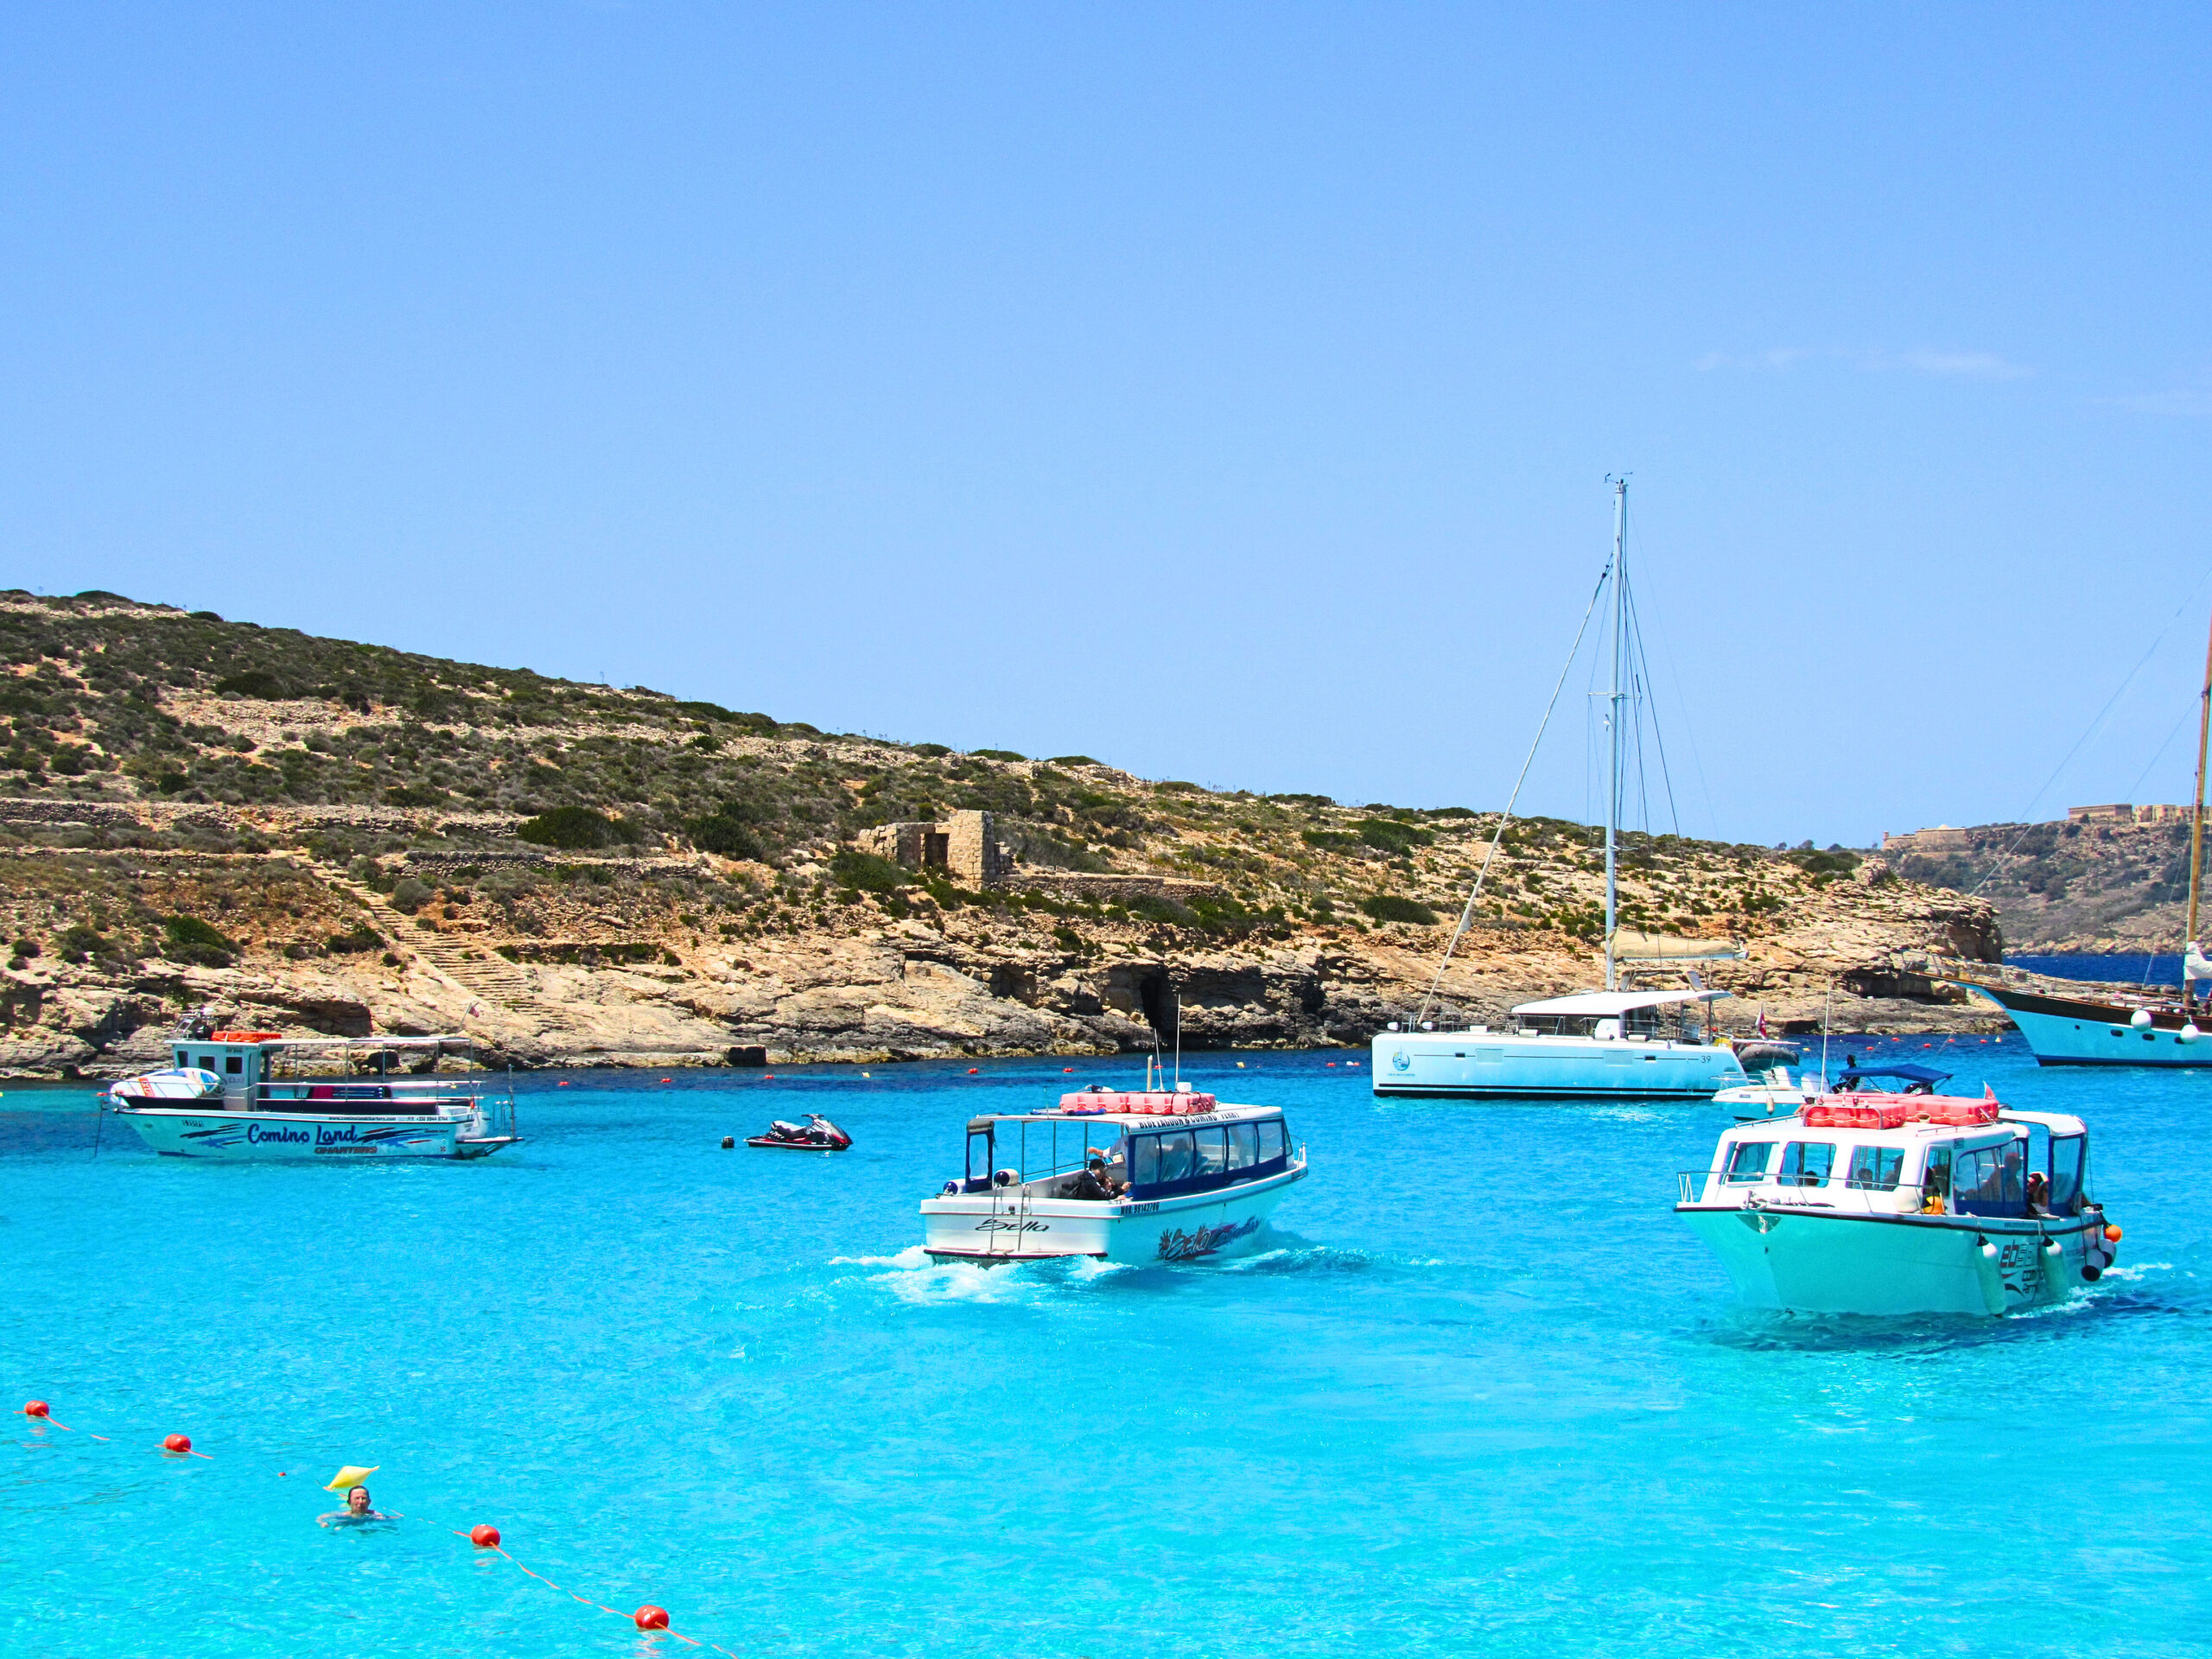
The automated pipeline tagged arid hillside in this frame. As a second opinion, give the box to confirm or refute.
[1,589,2006,1076]
[1885,817,2196,953]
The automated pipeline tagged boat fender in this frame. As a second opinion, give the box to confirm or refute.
[993,1168,1019,1187]
[1972,1236,2007,1317]
[942,1180,959,1195]
[2082,1263,2102,1282]
[2038,1237,2071,1300]
[2105,1224,2124,1243]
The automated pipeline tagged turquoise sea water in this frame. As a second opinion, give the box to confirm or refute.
[4,1035,2207,1658]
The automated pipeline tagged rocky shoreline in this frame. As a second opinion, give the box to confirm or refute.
[0,842,2020,1081]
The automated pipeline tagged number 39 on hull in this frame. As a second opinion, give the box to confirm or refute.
[920,1089,1306,1266]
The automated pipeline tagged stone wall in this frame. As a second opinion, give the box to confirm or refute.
[1013,872,1224,906]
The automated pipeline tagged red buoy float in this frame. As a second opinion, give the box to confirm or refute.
[634,1605,671,1630]
[162,1433,192,1454]
[24,1401,48,1418]
[2106,1224,2124,1242]
[469,1523,502,1548]
[967,1067,979,1075]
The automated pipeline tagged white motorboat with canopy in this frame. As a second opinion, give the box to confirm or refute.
[919,1084,1306,1265]
[1372,480,1746,1100]
[1676,1087,2121,1316]
[105,1020,520,1161]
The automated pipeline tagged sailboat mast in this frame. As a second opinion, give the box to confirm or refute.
[2186,607,2212,1009]
[1605,479,1627,993]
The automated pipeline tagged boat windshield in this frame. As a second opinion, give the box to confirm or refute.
[1516,1005,1699,1040]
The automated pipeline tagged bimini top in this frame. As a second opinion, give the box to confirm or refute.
[1838,1063,1951,1090]
[1510,988,1732,1017]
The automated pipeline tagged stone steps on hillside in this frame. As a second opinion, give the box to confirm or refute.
[319,869,565,1025]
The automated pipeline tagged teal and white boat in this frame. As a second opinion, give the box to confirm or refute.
[105,1025,519,1161]
[1676,1090,2119,1316]
[1372,479,1747,1100]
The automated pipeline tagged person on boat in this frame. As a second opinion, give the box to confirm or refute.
[1060,1156,1113,1202]
[2025,1170,2050,1216]
[320,1486,397,1528]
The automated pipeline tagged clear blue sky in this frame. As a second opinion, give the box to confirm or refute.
[7,5,2209,847]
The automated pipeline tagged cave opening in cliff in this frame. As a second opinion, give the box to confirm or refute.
[1136,969,1172,1040]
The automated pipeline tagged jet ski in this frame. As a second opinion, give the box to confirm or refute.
[746,1113,853,1152]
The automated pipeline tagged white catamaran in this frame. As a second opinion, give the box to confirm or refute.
[1372,480,1747,1100]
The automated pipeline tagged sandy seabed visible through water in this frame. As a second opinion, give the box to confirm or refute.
[3,1032,2205,1658]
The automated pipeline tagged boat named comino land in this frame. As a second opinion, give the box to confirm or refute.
[105,1023,520,1161]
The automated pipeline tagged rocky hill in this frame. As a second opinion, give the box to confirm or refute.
[1884,817,2196,954]
[1,589,2009,1077]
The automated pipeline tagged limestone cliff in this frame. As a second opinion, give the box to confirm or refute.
[0,589,2008,1077]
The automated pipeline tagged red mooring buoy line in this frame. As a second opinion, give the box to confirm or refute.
[16,1396,740,1652]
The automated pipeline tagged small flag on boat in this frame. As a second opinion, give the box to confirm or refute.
[1757,1012,1769,1038]
[324,1465,378,1491]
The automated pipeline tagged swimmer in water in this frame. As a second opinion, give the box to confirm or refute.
[319,1485,398,1528]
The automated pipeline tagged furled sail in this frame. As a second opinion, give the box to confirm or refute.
[1608,929,1746,963]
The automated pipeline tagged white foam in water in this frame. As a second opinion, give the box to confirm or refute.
[2101,1262,2171,1281]
[830,1245,932,1268]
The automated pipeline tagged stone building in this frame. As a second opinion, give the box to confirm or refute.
[855,810,1010,889]
[1883,825,1969,853]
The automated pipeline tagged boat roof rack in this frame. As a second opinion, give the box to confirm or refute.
[1510,989,1730,1016]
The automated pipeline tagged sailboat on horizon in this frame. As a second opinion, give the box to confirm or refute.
[1371,480,1749,1100]
[1942,605,2212,1065]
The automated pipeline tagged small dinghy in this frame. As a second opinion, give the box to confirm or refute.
[747,1113,852,1152]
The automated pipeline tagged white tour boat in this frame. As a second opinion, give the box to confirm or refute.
[105,1024,520,1161]
[919,1085,1307,1265]
[1675,1089,2120,1316]
[1374,480,1748,1101]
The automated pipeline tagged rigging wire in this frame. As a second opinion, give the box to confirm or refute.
[1415,556,1613,1026]
[1634,560,1722,841]
[1627,589,1683,836]
[1966,570,2212,901]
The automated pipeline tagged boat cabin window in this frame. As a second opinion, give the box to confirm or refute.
[1194,1128,1228,1176]
[1227,1122,1257,1171]
[225,1055,245,1075]
[1724,1141,1776,1184]
[966,1130,994,1189]
[2050,1135,2086,1211]
[1923,1146,1953,1207]
[1121,1115,1290,1198]
[1846,1147,1904,1192]
[1778,1142,1834,1188]
[1952,1139,2026,1217]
